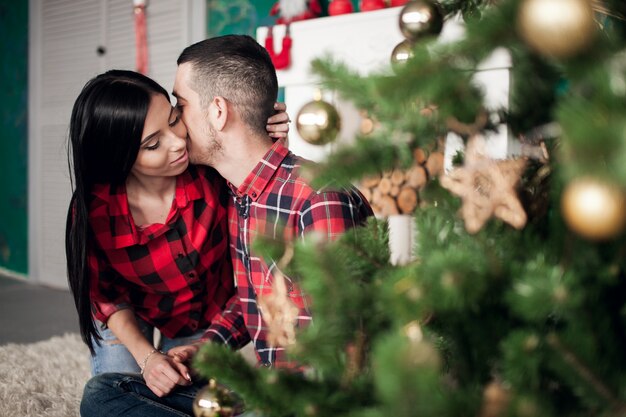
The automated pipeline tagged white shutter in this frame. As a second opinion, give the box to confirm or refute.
[29,0,205,288]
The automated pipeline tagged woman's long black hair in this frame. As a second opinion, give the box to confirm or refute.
[65,70,170,353]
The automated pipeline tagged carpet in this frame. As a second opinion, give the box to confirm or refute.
[0,333,91,417]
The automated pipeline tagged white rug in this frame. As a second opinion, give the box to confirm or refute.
[0,333,91,417]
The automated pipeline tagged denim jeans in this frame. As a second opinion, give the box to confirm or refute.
[90,318,206,375]
[80,373,263,417]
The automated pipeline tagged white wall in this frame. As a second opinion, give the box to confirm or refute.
[28,0,206,288]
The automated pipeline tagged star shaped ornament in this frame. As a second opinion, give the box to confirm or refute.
[440,136,528,234]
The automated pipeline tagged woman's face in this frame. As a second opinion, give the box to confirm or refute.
[131,94,189,179]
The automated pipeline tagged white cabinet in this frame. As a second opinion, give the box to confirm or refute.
[28,0,206,288]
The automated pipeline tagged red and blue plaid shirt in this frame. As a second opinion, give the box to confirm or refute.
[88,165,234,339]
[204,141,373,367]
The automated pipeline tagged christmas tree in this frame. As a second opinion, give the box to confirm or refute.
[194,1,626,416]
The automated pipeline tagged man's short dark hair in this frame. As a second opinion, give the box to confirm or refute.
[177,34,279,136]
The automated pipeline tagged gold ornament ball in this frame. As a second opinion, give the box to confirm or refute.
[398,0,444,41]
[193,379,245,417]
[561,177,626,240]
[295,100,341,145]
[390,40,415,68]
[517,0,597,58]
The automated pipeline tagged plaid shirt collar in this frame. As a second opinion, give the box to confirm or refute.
[91,167,205,249]
[227,141,290,202]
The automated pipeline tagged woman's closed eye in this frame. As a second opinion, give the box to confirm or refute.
[144,138,161,151]
[169,106,182,127]
[169,114,180,127]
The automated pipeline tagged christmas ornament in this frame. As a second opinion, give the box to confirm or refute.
[265,26,293,70]
[391,0,410,6]
[193,379,245,417]
[517,0,597,58]
[440,136,528,234]
[398,0,444,41]
[295,99,341,145]
[479,381,511,417]
[270,0,322,24]
[133,0,148,75]
[360,0,386,12]
[561,177,626,240]
[329,0,354,16]
[402,321,441,368]
[390,40,414,68]
[258,272,300,347]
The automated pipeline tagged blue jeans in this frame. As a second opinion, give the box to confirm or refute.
[80,373,263,417]
[91,318,206,375]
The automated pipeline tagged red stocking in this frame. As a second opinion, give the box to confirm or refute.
[265,25,292,70]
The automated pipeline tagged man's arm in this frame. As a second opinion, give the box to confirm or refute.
[298,188,373,239]
[202,293,251,350]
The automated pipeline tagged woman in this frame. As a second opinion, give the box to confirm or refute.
[66,70,289,397]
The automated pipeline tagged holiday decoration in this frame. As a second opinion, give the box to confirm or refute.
[360,0,386,12]
[265,26,292,70]
[295,99,341,145]
[390,39,415,67]
[517,0,597,58]
[258,271,300,347]
[479,381,511,417]
[440,136,528,233]
[391,0,410,6]
[398,0,444,40]
[328,0,354,16]
[133,0,148,74]
[193,379,245,417]
[270,0,322,24]
[359,148,442,216]
[561,177,626,240]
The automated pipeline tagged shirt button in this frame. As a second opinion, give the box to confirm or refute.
[251,192,257,198]
[188,272,195,278]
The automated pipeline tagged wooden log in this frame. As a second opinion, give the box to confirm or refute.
[405,165,427,188]
[390,185,400,197]
[361,174,381,188]
[379,195,399,216]
[390,169,405,185]
[425,152,444,177]
[377,177,392,195]
[397,187,418,214]
[413,148,427,165]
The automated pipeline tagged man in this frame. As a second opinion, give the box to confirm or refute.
[80,34,372,417]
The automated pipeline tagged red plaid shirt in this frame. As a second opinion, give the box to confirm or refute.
[88,165,234,339]
[204,141,373,367]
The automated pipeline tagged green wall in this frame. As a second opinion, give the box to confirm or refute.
[0,0,28,274]
[207,0,360,37]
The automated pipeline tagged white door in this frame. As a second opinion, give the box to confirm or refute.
[29,0,206,288]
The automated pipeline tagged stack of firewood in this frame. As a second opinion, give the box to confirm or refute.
[358,148,444,216]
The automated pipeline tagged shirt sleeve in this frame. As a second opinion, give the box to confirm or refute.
[298,188,373,239]
[88,245,132,325]
[203,293,251,349]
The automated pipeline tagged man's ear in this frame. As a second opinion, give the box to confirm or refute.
[210,96,229,131]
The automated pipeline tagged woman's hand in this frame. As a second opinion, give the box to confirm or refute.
[142,351,193,397]
[267,102,290,141]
